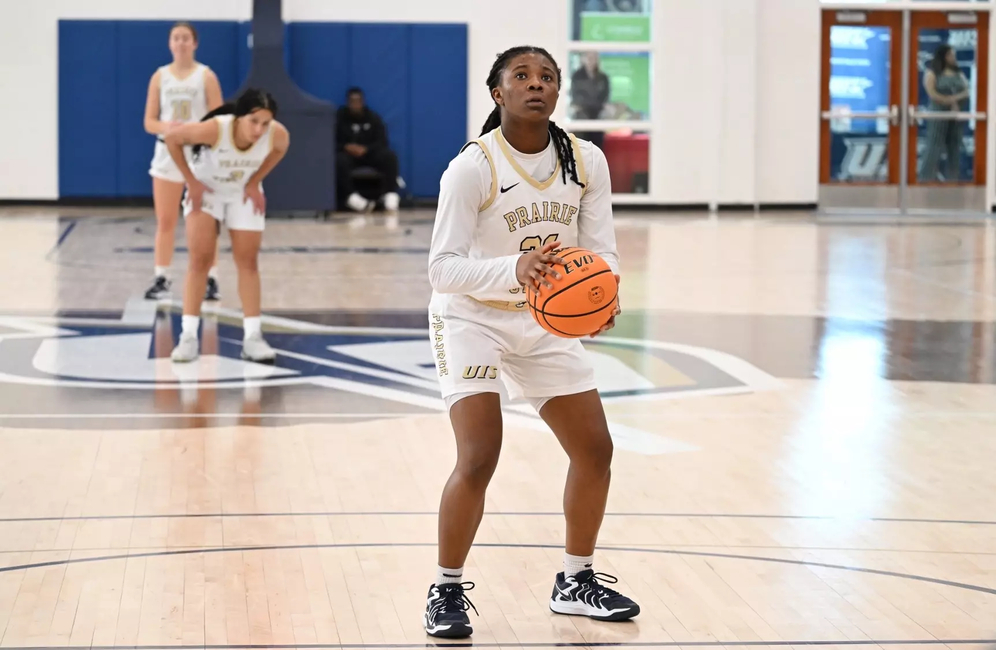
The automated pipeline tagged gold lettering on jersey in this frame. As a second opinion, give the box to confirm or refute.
[516,207,530,229]
[431,314,448,376]
[218,159,259,169]
[504,202,578,232]
[462,365,499,380]
[548,202,561,223]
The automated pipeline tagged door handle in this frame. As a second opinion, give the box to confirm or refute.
[909,104,986,121]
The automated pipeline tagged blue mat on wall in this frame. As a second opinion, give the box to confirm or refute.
[58,19,467,200]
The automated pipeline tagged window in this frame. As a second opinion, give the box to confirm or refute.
[568,0,654,196]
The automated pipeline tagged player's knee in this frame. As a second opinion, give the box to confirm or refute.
[574,429,613,475]
[188,248,214,273]
[233,252,259,273]
[156,216,177,234]
[454,444,501,490]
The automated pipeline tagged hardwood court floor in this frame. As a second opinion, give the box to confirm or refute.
[0,207,994,648]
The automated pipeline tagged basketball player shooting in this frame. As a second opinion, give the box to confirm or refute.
[423,45,638,638]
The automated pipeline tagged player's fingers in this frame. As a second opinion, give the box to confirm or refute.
[540,240,562,254]
[535,263,560,283]
[530,268,554,290]
[540,254,566,272]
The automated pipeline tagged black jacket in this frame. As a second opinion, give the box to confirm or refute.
[336,106,389,153]
[570,68,610,119]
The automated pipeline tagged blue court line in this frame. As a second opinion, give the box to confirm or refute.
[45,220,78,260]
[113,245,430,255]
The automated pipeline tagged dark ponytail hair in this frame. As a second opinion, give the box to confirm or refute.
[480,45,584,189]
[192,88,278,155]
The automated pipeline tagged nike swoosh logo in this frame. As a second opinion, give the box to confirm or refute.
[500,183,519,193]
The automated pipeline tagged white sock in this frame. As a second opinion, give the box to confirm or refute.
[181,315,200,338]
[243,316,261,340]
[155,266,169,279]
[208,266,218,280]
[436,565,463,586]
[564,553,594,578]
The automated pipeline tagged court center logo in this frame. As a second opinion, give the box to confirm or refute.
[0,301,782,455]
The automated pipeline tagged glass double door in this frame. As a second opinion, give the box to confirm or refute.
[819,9,989,214]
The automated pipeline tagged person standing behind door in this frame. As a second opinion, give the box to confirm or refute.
[569,52,610,151]
[920,45,970,182]
[336,87,401,214]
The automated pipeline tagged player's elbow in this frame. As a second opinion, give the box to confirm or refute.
[143,118,158,135]
[427,256,458,293]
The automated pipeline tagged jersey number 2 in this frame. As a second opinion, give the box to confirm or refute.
[519,233,559,253]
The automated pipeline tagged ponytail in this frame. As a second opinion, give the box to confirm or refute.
[191,88,277,156]
[479,105,501,136]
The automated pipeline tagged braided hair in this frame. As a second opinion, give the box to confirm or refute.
[191,88,278,157]
[480,46,584,189]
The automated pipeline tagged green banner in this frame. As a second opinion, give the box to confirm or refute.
[599,53,650,117]
[580,13,651,43]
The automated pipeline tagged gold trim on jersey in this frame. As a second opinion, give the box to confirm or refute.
[460,140,498,211]
[569,133,588,197]
[209,116,223,150]
[470,297,529,312]
[494,128,561,191]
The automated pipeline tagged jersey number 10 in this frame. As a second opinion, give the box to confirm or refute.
[171,100,192,121]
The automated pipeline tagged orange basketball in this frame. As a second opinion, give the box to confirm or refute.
[528,247,618,338]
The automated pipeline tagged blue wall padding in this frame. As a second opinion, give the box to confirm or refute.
[58,21,119,197]
[58,19,467,199]
[409,24,469,200]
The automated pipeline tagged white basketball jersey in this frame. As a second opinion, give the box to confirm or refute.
[194,114,273,195]
[158,64,209,123]
[461,127,589,303]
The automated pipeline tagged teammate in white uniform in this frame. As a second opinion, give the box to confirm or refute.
[142,21,224,301]
[161,88,290,364]
[422,45,639,638]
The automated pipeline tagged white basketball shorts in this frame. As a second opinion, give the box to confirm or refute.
[428,294,597,410]
[149,140,188,184]
[183,190,265,232]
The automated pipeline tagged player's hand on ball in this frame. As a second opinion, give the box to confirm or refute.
[591,274,621,338]
[244,182,265,215]
[517,241,566,291]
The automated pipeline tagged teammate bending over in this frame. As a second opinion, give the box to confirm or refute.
[423,45,639,638]
[164,88,289,364]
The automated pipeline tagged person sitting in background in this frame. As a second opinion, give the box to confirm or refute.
[336,87,401,213]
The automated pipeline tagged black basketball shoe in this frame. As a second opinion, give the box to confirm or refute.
[204,276,221,301]
[549,569,640,621]
[144,275,171,300]
[423,581,476,638]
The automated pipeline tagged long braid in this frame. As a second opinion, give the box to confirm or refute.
[480,46,584,189]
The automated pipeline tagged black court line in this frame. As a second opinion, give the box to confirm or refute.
[0,641,993,650]
[1,542,995,598]
[1,511,994,526]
